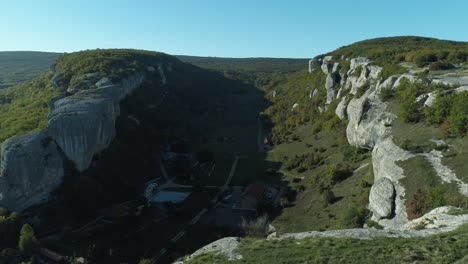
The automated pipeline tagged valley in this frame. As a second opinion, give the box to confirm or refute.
[0,36,467,264]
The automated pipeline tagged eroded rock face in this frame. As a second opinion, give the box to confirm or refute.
[335,96,348,120]
[0,132,64,211]
[48,73,145,171]
[321,56,333,74]
[372,138,414,228]
[345,89,393,149]
[308,58,321,73]
[392,74,419,89]
[369,178,395,220]
[325,73,338,104]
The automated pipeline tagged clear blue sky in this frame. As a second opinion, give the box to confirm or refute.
[1,0,467,58]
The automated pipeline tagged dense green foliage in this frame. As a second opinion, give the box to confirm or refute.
[0,51,60,89]
[425,92,468,137]
[0,72,58,142]
[177,55,308,73]
[187,224,468,264]
[389,78,468,137]
[329,36,468,67]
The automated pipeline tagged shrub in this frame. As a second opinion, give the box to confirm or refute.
[341,206,367,228]
[399,100,423,123]
[366,220,383,229]
[429,61,454,71]
[18,224,37,255]
[425,92,468,137]
[342,145,370,163]
[407,189,427,219]
[239,215,270,237]
[379,88,394,101]
[321,188,336,206]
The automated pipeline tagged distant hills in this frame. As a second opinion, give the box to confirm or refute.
[177,55,308,72]
[0,51,61,89]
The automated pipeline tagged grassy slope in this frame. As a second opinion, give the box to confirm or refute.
[187,223,468,264]
[0,51,61,89]
[0,72,59,142]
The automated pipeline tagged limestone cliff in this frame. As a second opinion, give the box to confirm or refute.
[48,73,145,171]
[0,66,167,211]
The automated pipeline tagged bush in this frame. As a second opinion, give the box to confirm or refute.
[429,61,455,71]
[379,88,394,102]
[399,100,423,123]
[341,206,367,228]
[284,152,322,172]
[18,224,37,255]
[321,188,336,206]
[239,215,270,237]
[342,145,370,163]
[366,220,383,229]
[425,92,468,137]
[406,189,427,219]
[317,164,353,190]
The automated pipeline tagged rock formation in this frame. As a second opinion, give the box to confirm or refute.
[48,73,145,171]
[0,132,64,211]
[0,65,166,210]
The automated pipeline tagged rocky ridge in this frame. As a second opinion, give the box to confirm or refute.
[312,56,468,229]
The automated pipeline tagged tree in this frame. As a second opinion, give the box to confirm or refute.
[18,224,37,255]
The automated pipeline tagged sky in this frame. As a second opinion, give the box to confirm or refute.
[1,0,468,58]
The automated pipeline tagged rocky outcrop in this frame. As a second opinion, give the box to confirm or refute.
[344,58,382,95]
[325,73,337,104]
[320,56,333,74]
[372,138,414,228]
[0,132,65,211]
[335,96,348,120]
[345,88,393,149]
[402,206,468,230]
[369,178,395,220]
[308,58,321,73]
[176,237,242,263]
[48,73,145,171]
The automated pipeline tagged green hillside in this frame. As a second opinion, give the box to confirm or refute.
[328,36,468,67]
[0,51,61,89]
